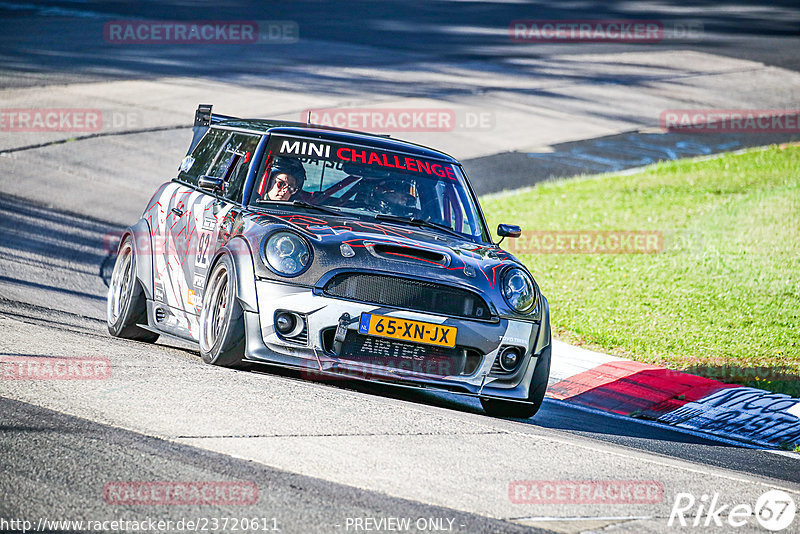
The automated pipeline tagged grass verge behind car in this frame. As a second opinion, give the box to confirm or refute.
[482,143,800,397]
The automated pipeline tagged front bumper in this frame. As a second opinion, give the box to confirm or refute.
[243,279,550,401]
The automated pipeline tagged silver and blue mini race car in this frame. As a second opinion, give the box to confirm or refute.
[107,104,551,418]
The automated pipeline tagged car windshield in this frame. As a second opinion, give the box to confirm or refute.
[249,135,490,242]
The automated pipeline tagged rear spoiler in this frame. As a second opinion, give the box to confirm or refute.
[187,104,301,154]
[193,104,239,127]
[186,104,237,154]
[187,104,392,155]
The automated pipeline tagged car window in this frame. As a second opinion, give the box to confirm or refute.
[177,129,228,186]
[439,181,479,235]
[209,133,261,203]
[249,135,490,243]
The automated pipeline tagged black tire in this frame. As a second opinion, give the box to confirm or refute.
[481,344,551,419]
[199,255,247,368]
[107,235,159,343]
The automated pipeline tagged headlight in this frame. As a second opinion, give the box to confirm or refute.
[502,268,537,313]
[264,231,311,276]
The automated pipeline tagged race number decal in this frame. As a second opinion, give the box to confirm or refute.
[195,232,212,268]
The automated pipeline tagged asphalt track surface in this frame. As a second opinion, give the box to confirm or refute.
[1,2,799,533]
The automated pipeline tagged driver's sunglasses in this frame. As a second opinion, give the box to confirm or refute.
[273,178,298,194]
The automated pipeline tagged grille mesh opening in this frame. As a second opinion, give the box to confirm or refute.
[322,273,491,320]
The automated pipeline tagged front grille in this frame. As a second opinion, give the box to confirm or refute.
[328,330,481,377]
[490,357,511,375]
[322,273,492,320]
[292,322,308,345]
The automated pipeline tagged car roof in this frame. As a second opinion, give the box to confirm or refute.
[215,120,460,164]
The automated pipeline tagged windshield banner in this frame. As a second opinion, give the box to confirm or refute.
[274,137,457,180]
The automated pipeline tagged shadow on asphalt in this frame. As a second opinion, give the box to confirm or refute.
[0,195,118,269]
[464,131,800,195]
[2,0,799,89]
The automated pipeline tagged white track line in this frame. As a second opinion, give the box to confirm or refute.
[511,515,651,522]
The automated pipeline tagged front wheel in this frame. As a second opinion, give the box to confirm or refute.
[107,235,159,343]
[199,255,246,368]
[481,344,551,419]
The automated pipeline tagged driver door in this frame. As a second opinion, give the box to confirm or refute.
[184,132,262,323]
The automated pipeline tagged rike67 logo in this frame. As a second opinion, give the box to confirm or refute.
[669,490,796,531]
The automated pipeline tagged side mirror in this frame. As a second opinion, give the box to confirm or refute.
[198,175,224,193]
[497,224,522,238]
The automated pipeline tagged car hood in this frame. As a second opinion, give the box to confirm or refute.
[241,210,524,295]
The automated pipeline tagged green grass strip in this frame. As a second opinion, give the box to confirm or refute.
[482,144,800,396]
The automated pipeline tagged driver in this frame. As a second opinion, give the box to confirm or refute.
[367,179,417,217]
[263,157,306,201]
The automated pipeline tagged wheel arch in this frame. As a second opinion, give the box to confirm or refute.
[533,294,551,354]
[205,237,259,314]
[119,219,155,301]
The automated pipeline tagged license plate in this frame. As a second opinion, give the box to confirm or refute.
[358,313,457,348]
